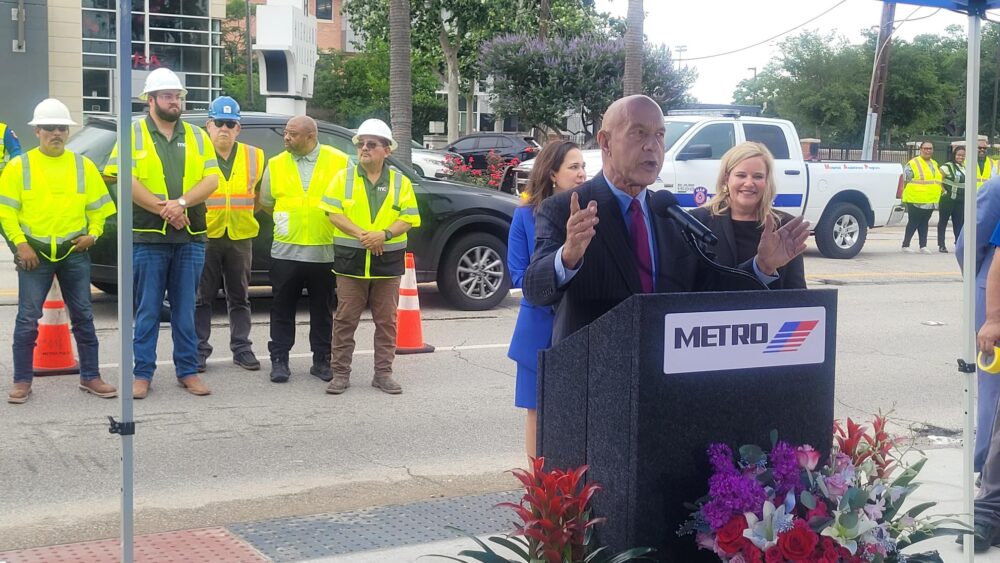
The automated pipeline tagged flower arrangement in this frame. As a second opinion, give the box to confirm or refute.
[428,457,654,563]
[678,415,967,562]
[443,150,520,190]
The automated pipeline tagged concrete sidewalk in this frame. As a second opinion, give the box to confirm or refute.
[0,446,993,562]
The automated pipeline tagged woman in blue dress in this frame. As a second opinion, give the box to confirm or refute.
[507,140,587,457]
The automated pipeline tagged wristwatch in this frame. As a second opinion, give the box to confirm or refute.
[383,229,393,241]
[177,197,188,208]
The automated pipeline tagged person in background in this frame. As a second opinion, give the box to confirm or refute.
[259,116,347,384]
[690,142,806,289]
[0,98,117,404]
[901,140,941,254]
[978,136,996,189]
[0,119,22,175]
[195,96,265,373]
[938,145,966,253]
[103,67,220,399]
[507,140,586,457]
[318,119,420,395]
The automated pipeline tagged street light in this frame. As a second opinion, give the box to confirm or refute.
[675,44,687,70]
[747,66,757,80]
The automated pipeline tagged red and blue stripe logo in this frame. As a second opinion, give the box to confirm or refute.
[763,320,819,353]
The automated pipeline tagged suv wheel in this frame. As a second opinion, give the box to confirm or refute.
[438,232,510,310]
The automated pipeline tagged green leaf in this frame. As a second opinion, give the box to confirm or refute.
[454,551,513,563]
[800,490,816,510]
[487,536,530,560]
[904,501,937,518]
[584,546,608,563]
[839,511,858,529]
[848,487,868,511]
[890,458,926,488]
[755,469,774,484]
[770,429,779,448]
[600,547,657,563]
[739,445,766,465]
[444,526,499,556]
[419,556,470,562]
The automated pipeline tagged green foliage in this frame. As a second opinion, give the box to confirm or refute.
[310,43,445,139]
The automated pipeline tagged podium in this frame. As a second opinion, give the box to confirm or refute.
[537,289,836,562]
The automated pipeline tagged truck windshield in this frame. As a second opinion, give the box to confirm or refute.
[664,121,695,152]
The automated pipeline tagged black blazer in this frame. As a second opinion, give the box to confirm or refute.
[522,173,757,343]
[689,207,807,290]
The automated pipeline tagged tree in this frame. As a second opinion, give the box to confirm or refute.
[480,34,695,143]
[220,0,262,110]
[389,0,413,165]
[622,0,643,96]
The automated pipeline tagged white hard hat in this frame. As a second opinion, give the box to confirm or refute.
[28,98,77,126]
[353,119,397,150]
[140,68,187,100]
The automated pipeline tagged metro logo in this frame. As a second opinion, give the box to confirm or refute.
[763,320,819,354]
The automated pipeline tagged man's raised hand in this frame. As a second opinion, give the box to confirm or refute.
[561,191,598,270]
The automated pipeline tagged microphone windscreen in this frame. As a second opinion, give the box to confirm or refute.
[650,189,679,217]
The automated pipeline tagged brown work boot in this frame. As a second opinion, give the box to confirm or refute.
[372,374,402,395]
[8,382,31,404]
[178,375,211,396]
[132,379,151,400]
[325,375,350,395]
[79,378,118,398]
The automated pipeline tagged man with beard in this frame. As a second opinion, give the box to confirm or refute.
[104,67,220,399]
[195,96,264,373]
[259,116,348,383]
[0,98,117,403]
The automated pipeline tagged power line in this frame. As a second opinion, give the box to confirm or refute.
[682,0,847,61]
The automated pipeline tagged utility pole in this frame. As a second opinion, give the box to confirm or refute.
[862,2,895,160]
[246,0,254,107]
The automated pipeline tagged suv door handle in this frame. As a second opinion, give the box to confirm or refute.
[784,170,802,175]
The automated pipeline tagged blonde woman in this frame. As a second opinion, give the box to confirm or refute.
[690,142,806,289]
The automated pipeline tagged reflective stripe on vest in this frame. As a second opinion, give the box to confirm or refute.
[17,151,92,262]
[979,157,995,189]
[268,145,347,246]
[205,143,262,239]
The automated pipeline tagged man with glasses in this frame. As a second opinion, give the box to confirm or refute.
[259,116,348,384]
[195,96,264,373]
[0,118,22,174]
[319,119,420,395]
[104,67,220,399]
[979,135,997,189]
[0,98,117,403]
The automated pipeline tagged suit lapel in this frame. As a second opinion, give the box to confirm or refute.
[591,174,641,294]
[718,212,738,265]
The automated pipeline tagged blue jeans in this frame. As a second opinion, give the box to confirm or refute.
[14,251,99,383]
[134,242,205,381]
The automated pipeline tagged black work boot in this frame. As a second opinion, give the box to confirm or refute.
[310,353,333,382]
[270,356,290,383]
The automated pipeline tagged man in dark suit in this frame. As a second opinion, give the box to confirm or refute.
[523,95,809,343]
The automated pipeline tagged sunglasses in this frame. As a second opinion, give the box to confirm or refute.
[39,125,69,133]
[213,119,239,129]
[355,140,385,150]
[155,93,185,102]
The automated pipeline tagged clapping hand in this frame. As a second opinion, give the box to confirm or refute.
[756,214,809,275]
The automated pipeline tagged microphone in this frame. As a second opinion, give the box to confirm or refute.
[649,190,718,246]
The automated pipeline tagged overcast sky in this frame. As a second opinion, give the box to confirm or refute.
[593,0,988,103]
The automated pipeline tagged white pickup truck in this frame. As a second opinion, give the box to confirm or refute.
[514,115,904,259]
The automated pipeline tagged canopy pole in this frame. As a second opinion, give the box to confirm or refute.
[961,12,980,562]
[114,0,136,560]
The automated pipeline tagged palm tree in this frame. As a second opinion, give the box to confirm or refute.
[622,0,643,97]
[389,0,412,165]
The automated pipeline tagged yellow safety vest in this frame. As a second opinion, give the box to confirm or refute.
[267,145,348,246]
[902,157,942,205]
[205,142,264,240]
[104,119,220,236]
[979,157,996,189]
[0,149,116,262]
[318,164,421,278]
[0,123,6,172]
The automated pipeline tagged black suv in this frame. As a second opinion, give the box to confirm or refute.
[68,112,519,310]
[445,133,540,169]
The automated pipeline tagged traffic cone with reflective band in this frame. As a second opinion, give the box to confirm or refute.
[396,252,434,354]
[33,277,80,376]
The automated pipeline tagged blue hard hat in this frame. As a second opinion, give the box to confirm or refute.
[208,96,241,120]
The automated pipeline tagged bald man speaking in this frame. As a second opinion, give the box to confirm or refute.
[523,96,810,343]
[260,116,349,383]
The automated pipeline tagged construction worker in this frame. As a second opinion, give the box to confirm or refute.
[319,119,421,395]
[980,135,997,188]
[195,96,264,373]
[901,140,941,253]
[103,67,220,399]
[0,119,23,174]
[260,116,347,384]
[0,98,117,403]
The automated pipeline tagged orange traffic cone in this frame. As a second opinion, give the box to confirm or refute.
[395,252,434,354]
[33,278,80,376]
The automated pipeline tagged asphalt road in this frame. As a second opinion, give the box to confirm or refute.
[0,222,973,550]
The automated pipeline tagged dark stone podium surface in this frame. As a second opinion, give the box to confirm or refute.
[537,289,836,562]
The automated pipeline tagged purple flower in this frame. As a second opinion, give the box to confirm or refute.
[702,472,767,530]
[708,443,737,476]
[771,441,804,496]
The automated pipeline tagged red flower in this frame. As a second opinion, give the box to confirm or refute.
[764,547,784,563]
[777,520,818,561]
[806,499,828,522]
[715,515,749,555]
[741,542,764,563]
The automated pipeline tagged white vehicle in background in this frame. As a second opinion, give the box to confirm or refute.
[411,141,461,179]
[513,114,904,259]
